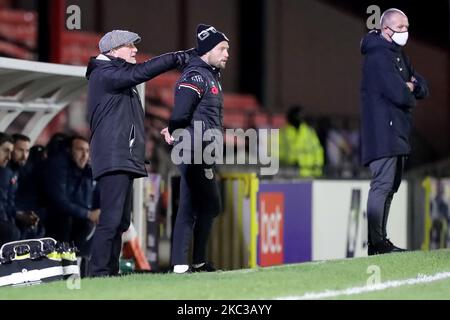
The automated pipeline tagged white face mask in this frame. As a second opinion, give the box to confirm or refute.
[388,27,409,46]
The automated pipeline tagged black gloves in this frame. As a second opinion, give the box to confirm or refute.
[173,48,198,70]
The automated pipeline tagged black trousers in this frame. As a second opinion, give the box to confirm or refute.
[367,156,405,245]
[89,172,133,277]
[171,163,222,266]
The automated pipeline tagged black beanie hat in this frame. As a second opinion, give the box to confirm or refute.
[196,24,229,56]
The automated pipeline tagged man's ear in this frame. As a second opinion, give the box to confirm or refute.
[203,51,210,62]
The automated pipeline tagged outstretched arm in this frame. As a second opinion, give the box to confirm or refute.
[372,53,416,108]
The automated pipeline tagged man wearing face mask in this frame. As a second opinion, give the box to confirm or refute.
[360,8,429,255]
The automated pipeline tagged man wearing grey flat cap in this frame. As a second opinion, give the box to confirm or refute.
[161,24,229,273]
[86,29,195,277]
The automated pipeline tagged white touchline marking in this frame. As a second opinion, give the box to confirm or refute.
[219,262,327,275]
[275,271,450,300]
[221,263,313,274]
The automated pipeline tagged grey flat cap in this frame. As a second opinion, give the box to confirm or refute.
[98,30,141,53]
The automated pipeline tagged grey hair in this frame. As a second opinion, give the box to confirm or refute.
[380,8,407,28]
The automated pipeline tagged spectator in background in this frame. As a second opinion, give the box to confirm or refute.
[360,8,428,254]
[44,135,100,274]
[0,133,13,169]
[46,132,70,159]
[326,118,360,178]
[15,144,48,226]
[343,119,360,174]
[161,24,228,273]
[429,180,449,249]
[279,105,324,177]
[0,132,19,246]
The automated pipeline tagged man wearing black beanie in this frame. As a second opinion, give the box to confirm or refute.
[161,24,229,273]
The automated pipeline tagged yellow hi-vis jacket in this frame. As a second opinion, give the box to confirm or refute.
[279,123,324,177]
